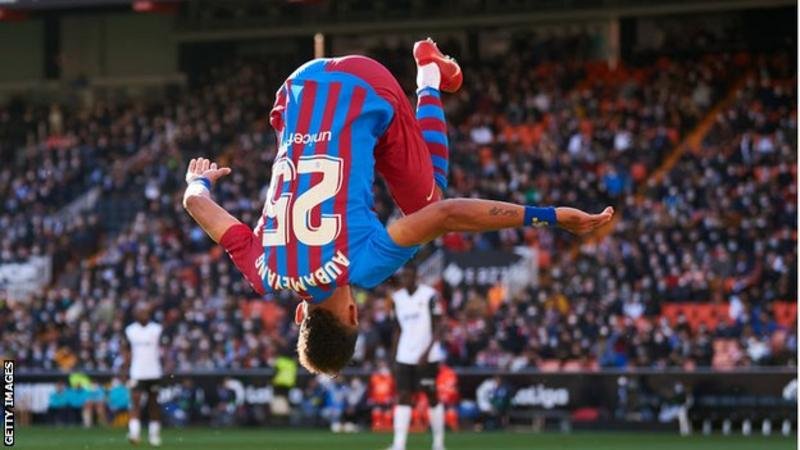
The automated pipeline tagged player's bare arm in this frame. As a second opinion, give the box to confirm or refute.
[387,198,614,247]
[181,157,268,296]
[120,339,131,381]
[418,303,443,365]
[182,157,238,242]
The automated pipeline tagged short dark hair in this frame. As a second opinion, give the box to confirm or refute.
[297,307,357,376]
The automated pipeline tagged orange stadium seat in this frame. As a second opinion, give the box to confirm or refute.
[660,303,733,331]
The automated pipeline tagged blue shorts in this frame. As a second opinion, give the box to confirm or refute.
[349,225,420,290]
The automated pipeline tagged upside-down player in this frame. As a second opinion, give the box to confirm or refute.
[182,39,614,376]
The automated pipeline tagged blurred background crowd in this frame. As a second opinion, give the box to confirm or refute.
[1,26,796,379]
[0,1,795,438]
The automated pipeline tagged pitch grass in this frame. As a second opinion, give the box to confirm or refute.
[15,426,796,450]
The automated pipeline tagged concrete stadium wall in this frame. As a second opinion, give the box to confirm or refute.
[0,20,45,83]
[61,13,177,79]
[0,13,177,86]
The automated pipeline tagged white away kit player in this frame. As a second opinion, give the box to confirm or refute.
[388,265,446,450]
[124,303,163,446]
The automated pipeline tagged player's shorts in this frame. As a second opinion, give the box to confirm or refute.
[127,378,162,394]
[327,56,441,215]
[395,362,440,394]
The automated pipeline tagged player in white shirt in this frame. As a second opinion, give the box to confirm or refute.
[387,266,446,450]
[123,304,163,446]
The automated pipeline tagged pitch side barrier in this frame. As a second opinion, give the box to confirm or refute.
[15,367,797,431]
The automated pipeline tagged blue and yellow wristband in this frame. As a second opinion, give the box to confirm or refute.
[524,206,557,227]
[189,177,212,190]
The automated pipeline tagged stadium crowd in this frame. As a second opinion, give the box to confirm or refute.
[1,35,795,377]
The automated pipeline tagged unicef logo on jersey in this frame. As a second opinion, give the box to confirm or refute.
[284,131,332,145]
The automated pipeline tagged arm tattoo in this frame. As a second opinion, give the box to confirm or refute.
[488,206,519,217]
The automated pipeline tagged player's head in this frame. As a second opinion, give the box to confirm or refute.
[133,303,151,325]
[295,284,358,376]
[399,264,418,292]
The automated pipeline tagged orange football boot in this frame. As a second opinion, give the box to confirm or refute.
[413,38,463,93]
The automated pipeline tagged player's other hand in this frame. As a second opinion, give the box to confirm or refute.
[186,157,232,185]
[556,206,614,235]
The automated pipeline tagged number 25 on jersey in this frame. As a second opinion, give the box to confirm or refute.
[262,155,343,247]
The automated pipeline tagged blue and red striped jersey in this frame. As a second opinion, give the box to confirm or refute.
[254,57,417,302]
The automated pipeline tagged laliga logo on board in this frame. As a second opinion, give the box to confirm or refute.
[511,384,569,409]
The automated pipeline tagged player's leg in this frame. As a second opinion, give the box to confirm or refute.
[420,364,445,450]
[373,95,442,216]
[412,38,462,198]
[95,400,108,426]
[146,383,162,446]
[390,364,415,450]
[81,400,92,428]
[414,48,451,195]
[377,39,460,214]
[128,386,142,444]
[330,47,457,215]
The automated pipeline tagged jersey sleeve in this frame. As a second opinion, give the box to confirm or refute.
[219,223,266,295]
[269,83,288,135]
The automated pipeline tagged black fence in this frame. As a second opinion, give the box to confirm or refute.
[16,367,797,431]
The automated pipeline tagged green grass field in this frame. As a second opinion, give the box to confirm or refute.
[12,427,796,450]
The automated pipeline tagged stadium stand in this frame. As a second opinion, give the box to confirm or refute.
[0,34,795,384]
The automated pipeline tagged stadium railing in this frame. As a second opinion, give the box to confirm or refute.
[15,367,796,431]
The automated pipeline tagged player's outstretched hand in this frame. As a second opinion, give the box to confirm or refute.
[186,157,232,185]
[556,206,614,235]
